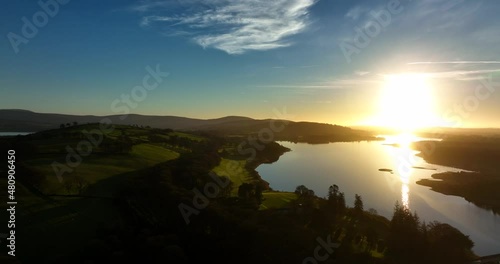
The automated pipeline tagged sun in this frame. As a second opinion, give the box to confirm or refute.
[369,73,439,131]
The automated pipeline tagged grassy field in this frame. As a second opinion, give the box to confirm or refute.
[212,158,253,195]
[259,191,297,210]
[8,125,186,262]
[6,124,295,262]
[25,143,179,195]
[170,131,205,141]
[212,159,297,210]
[130,143,180,163]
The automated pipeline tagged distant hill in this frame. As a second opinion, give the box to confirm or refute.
[0,109,252,131]
[0,109,377,142]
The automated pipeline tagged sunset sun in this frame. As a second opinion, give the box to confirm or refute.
[371,73,439,131]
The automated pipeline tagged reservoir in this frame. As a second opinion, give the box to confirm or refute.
[257,137,500,255]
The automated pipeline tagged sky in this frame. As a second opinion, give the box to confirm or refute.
[1,0,500,127]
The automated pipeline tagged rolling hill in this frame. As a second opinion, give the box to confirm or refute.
[0,109,378,143]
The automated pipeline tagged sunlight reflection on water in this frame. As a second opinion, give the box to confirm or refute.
[256,136,500,255]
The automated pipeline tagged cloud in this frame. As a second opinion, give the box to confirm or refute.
[406,60,500,81]
[136,0,317,54]
[355,71,370,76]
[255,77,382,90]
[408,61,500,65]
[254,85,343,89]
[424,69,500,80]
[345,5,368,20]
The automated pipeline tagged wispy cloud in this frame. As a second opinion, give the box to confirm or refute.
[423,69,500,79]
[255,78,381,90]
[408,61,500,65]
[136,0,317,54]
[345,5,368,20]
[407,60,500,81]
[355,71,370,76]
[254,85,344,89]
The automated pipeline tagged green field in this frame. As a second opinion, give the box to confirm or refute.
[25,143,179,195]
[10,126,185,263]
[170,131,205,141]
[260,191,297,210]
[211,158,253,195]
[212,159,297,209]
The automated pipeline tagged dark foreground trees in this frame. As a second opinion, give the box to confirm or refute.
[387,202,475,264]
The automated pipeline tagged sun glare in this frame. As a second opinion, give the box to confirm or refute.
[370,73,438,131]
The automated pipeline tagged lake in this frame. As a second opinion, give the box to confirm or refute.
[256,136,500,255]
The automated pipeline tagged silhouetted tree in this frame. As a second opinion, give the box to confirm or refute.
[327,184,346,217]
[255,184,263,205]
[295,185,314,197]
[354,194,363,214]
[426,221,474,263]
[328,184,339,200]
[338,192,346,207]
[238,183,255,200]
[387,202,423,262]
[294,185,316,209]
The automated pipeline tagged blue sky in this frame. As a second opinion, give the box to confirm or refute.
[1,0,500,127]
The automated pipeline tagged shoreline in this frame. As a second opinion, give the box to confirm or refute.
[250,138,383,191]
[416,171,500,215]
[246,142,291,191]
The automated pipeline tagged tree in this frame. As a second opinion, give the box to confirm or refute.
[238,183,255,200]
[73,121,78,126]
[294,185,316,209]
[354,194,363,214]
[255,184,263,205]
[295,185,314,198]
[387,202,423,261]
[327,184,346,217]
[337,192,346,212]
[60,124,65,129]
[426,222,474,263]
[328,184,339,201]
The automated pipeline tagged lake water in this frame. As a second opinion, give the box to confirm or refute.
[256,137,500,255]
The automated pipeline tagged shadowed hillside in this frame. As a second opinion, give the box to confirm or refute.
[0,109,378,143]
